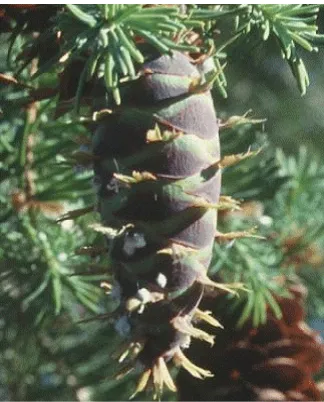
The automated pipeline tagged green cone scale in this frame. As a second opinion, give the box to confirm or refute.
[92,51,222,397]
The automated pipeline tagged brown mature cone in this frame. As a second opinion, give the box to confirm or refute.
[177,284,324,401]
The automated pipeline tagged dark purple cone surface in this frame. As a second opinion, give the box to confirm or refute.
[92,51,221,370]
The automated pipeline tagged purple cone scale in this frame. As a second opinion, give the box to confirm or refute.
[92,51,221,397]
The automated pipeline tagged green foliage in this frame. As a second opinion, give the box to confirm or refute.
[220,120,287,200]
[61,5,197,105]
[269,147,324,317]
[7,5,322,106]
[233,4,324,95]
[0,103,102,317]
[211,143,324,327]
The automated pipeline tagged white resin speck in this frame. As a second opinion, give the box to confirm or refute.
[123,232,146,256]
[259,215,273,226]
[181,335,191,349]
[136,288,151,304]
[156,273,167,288]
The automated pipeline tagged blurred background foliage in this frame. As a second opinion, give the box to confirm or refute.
[219,10,324,157]
[0,4,324,401]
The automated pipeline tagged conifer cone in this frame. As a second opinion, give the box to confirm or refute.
[90,51,225,398]
[177,283,324,401]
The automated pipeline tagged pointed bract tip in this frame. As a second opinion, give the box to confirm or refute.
[173,349,213,379]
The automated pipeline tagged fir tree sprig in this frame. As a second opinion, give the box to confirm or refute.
[234,4,324,95]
